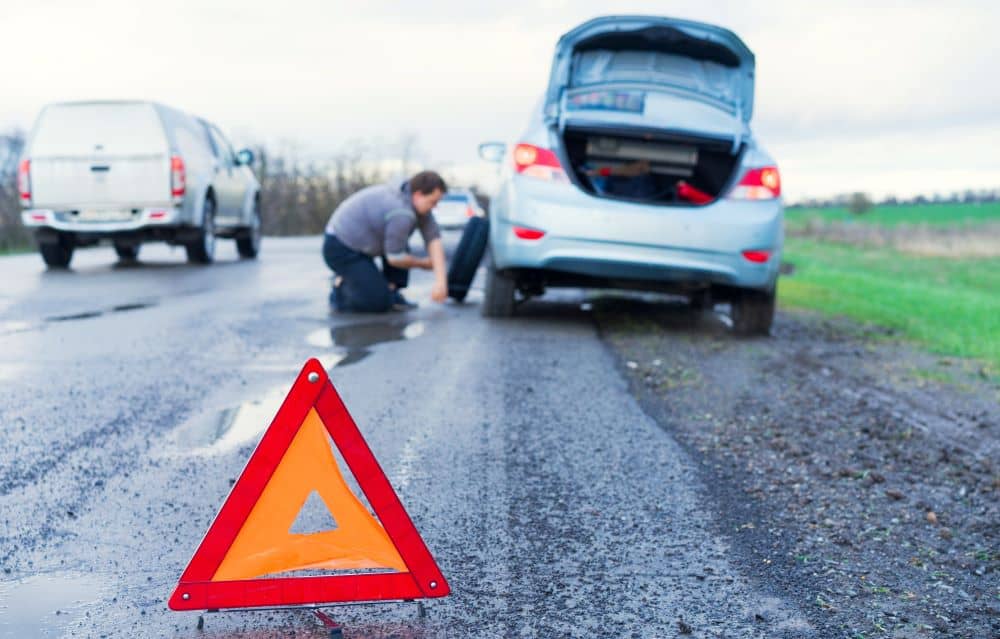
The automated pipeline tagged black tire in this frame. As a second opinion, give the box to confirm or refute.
[185,198,216,264]
[114,243,140,261]
[236,200,261,259]
[447,216,489,301]
[39,233,74,269]
[731,287,776,336]
[481,261,516,318]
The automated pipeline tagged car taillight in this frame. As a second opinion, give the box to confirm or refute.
[742,250,772,263]
[465,206,474,218]
[17,159,31,205]
[729,166,781,200]
[513,143,567,182]
[170,155,186,200]
[513,226,545,240]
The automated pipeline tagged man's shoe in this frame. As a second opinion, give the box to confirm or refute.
[390,290,417,311]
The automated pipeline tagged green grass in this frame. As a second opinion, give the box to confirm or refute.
[779,238,1000,372]
[0,246,32,256]
[785,201,1000,230]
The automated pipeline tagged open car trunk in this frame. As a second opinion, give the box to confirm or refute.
[561,126,742,205]
[546,17,755,206]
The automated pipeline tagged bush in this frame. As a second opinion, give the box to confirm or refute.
[848,192,874,216]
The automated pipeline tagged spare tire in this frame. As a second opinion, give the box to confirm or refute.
[447,216,489,302]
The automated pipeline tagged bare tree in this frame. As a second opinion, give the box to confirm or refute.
[0,130,31,252]
[253,141,390,236]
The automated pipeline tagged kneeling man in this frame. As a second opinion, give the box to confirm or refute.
[322,171,448,312]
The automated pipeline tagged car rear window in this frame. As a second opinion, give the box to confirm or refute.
[30,103,167,157]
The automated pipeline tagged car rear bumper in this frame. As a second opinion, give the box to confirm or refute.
[21,207,182,233]
[490,180,782,291]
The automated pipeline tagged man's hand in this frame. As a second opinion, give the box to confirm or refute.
[427,238,447,303]
[431,280,447,302]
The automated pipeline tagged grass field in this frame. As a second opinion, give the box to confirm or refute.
[779,238,1000,372]
[785,201,1000,230]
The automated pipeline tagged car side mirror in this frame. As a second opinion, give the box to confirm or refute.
[236,148,255,166]
[478,142,506,164]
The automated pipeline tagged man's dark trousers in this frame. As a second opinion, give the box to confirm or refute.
[323,234,409,312]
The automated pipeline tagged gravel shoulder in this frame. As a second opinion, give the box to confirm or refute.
[595,298,999,639]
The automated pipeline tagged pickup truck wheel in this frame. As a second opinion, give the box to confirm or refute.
[236,201,261,259]
[185,198,216,264]
[731,287,775,336]
[40,233,74,269]
[114,244,140,261]
[482,262,516,318]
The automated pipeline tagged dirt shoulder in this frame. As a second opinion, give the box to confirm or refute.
[595,299,998,639]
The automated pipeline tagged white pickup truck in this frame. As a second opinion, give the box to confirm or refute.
[18,100,261,267]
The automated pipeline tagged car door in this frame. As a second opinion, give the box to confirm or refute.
[205,125,245,220]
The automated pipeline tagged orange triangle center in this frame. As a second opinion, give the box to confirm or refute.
[211,409,406,581]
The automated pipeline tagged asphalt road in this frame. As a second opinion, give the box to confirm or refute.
[0,235,814,638]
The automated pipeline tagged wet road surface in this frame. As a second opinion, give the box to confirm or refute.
[0,236,813,637]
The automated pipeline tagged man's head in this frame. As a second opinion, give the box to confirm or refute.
[409,171,447,214]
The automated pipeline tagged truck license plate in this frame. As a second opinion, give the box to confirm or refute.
[77,209,133,221]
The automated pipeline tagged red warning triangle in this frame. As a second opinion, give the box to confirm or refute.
[168,359,449,610]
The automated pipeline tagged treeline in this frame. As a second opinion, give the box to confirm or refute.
[252,148,388,236]
[793,188,1000,210]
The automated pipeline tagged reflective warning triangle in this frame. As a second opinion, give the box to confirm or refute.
[168,359,449,610]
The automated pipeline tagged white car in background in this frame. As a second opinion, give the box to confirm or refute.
[432,189,486,230]
[18,100,261,267]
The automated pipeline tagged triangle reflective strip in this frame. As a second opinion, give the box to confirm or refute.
[168,359,449,610]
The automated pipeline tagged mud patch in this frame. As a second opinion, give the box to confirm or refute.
[0,572,109,638]
[599,305,999,638]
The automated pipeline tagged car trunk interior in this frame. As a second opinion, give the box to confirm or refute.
[561,127,743,206]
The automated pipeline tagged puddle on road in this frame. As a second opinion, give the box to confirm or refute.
[0,320,36,335]
[306,320,425,368]
[45,300,157,323]
[169,386,290,455]
[0,572,108,638]
[172,319,424,455]
[0,363,23,382]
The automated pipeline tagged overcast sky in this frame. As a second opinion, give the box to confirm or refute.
[3,1,998,201]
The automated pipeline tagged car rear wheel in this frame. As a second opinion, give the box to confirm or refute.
[114,243,140,261]
[482,262,516,318]
[39,233,74,269]
[731,288,775,336]
[185,198,216,264]
[236,200,261,259]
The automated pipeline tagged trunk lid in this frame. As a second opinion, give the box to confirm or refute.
[545,16,755,138]
[27,102,171,209]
